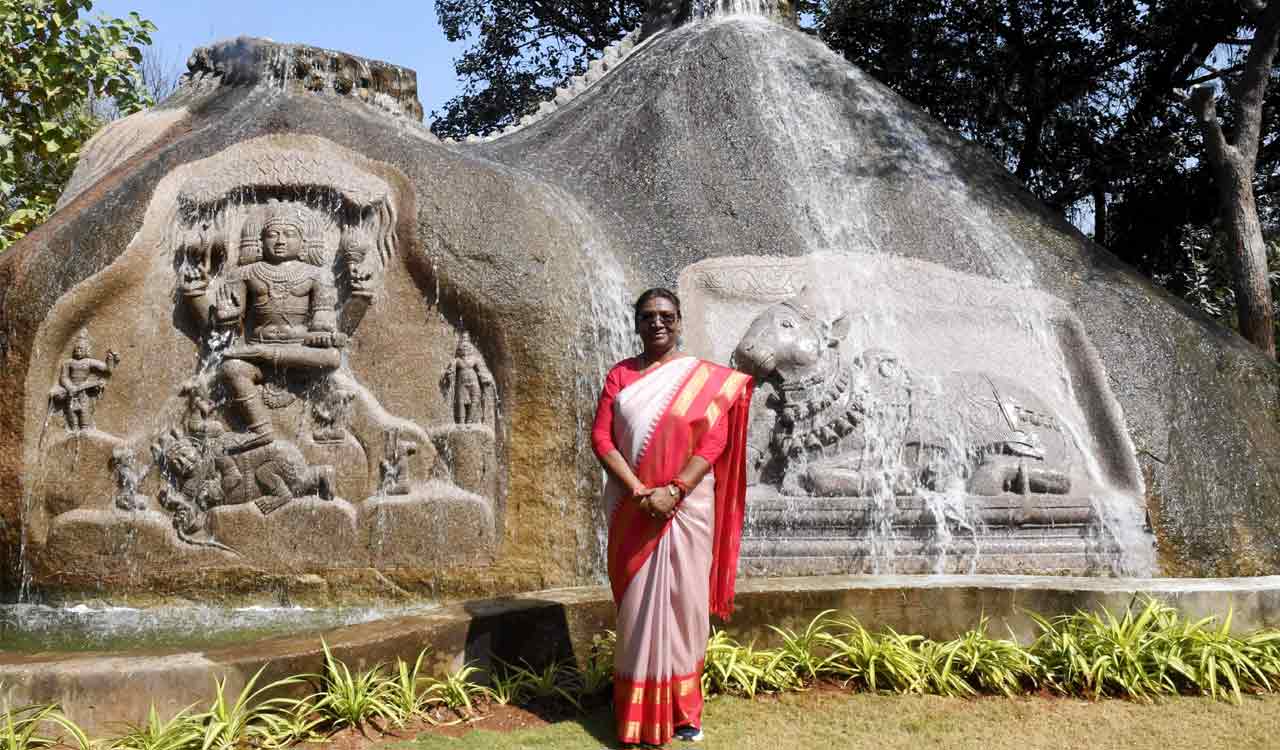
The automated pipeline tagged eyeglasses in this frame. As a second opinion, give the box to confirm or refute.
[637,311,679,324]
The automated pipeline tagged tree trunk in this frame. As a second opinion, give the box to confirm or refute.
[1187,0,1280,360]
[1093,185,1108,247]
[1220,159,1275,357]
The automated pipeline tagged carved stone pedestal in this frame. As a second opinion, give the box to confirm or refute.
[741,492,1117,576]
[206,498,362,567]
[363,485,495,568]
[431,425,497,499]
[39,509,234,582]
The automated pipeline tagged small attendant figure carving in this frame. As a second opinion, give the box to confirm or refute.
[49,329,120,432]
[379,428,417,495]
[110,447,148,511]
[440,332,495,426]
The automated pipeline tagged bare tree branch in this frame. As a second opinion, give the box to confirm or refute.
[1183,63,1246,86]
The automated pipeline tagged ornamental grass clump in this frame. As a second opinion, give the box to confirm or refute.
[1028,598,1182,700]
[107,705,203,750]
[196,667,304,750]
[385,649,435,722]
[494,660,581,710]
[421,663,487,719]
[1165,611,1278,703]
[309,641,399,734]
[0,702,89,750]
[484,664,536,707]
[767,610,840,684]
[252,698,325,750]
[921,619,1039,697]
[817,616,925,693]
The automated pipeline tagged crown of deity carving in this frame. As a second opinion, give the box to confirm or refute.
[73,328,91,354]
[261,199,305,233]
[238,199,329,266]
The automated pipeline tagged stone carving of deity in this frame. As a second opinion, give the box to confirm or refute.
[110,447,148,511]
[48,329,119,432]
[441,332,495,426]
[180,199,345,451]
[380,427,417,495]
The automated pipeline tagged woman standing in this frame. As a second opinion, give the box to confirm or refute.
[592,288,754,746]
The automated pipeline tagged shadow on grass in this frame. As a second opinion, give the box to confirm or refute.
[564,704,619,748]
[457,597,620,746]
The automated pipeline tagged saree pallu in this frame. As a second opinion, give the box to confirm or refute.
[605,357,753,746]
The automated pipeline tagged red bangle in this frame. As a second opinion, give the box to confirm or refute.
[671,477,690,495]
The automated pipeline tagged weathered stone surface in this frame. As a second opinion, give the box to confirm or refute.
[479,17,1280,576]
[4,13,1280,601]
[362,486,496,568]
[0,38,614,601]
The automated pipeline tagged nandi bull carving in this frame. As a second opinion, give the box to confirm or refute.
[731,293,1078,499]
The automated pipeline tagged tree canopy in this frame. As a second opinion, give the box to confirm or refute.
[0,0,155,251]
[431,0,645,138]
[431,0,1280,344]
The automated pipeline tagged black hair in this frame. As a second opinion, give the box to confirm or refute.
[633,287,682,319]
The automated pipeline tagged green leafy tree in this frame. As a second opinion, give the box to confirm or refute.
[431,0,646,138]
[0,0,156,251]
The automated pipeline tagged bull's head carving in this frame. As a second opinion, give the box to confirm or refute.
[732,295,851,382]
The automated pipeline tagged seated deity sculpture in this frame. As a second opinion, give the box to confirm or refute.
[180,199,346,451]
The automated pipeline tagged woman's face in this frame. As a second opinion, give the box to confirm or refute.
[635,296,681,353]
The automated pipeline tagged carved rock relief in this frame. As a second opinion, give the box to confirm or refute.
[679,253,1146,543]
[23,137,501,573]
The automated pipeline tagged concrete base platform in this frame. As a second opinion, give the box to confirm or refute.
[5,574,1280,733]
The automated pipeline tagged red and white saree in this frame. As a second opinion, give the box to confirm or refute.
[594,356,753,746]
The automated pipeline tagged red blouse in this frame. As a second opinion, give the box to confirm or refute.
[591,357,730,465]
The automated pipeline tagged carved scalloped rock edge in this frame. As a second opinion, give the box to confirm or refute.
[443,27,650,145]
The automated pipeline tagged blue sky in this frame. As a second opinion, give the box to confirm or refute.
[92,0,467,119]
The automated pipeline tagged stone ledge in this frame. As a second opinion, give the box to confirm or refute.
[6,574,1280,733]
[182,37,423,120]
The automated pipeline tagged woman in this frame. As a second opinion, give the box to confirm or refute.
[592,288,754,746]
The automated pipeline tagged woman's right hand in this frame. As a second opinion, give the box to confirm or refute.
[630,486,661,519]
[629,485,655,503]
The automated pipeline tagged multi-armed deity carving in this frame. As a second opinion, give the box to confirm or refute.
[48,329,119,432]
[732,293,1078,500]
[22,140,500,583]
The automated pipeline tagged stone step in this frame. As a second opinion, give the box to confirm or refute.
[744,493,1097,530]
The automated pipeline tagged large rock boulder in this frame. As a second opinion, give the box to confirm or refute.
[1,16,1278,603]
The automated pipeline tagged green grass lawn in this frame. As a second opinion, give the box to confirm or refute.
[391,690,1280,749]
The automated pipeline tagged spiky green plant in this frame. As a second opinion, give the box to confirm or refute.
[385,649,435,722]
[0,703,90,750]
[309,641,398,734]
[107,705,202,750]
[923,619,1038,697]
[253,698,325,750]
[819,617,924,693]
[1167,610,1274,703]
[195,667,303,750]
[422,664,487,718]
[1029,598,1179,700]
[578,631,617,698]
[496,660,581,710]
[483,664,535,707]
[767,610,838,684]
[702,630,769,698]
